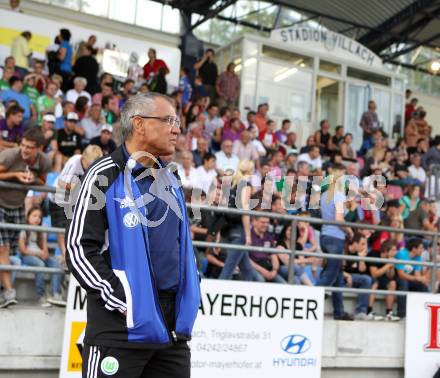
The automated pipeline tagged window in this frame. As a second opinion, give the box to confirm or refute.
[319,60,341,74]
[261,45,313,68]
[161,5,180,34]
[51,0,79,10]
[347,67,391,86]
[108,0,136,24]
[135,0,162,30]
[81,0,109,17]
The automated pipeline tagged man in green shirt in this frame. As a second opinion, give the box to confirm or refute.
[36,81,57,125]
[0,67,14,91]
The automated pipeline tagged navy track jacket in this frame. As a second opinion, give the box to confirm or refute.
[65,146,201,348]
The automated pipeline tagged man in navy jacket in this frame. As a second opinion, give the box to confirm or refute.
[66,92,200,378]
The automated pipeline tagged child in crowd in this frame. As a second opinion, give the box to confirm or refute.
[18,206,65,307]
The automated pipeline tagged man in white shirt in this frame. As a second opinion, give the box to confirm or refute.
[297,145,322,173]
[215,139,239,175]
[193,153,217,194]
[408,152,426,184]
[80,103,103,142]
[66,77,91,105]
[177,151,197,189]
[49,144,103,259]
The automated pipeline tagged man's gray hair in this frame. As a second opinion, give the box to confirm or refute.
[74,76,87,86]
[120,92,174,140]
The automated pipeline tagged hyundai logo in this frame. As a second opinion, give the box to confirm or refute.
[280,334,311,355]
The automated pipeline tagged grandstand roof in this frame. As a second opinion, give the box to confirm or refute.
[159,0,440,72]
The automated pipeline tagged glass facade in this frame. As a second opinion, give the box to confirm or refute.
[30,0,181,34]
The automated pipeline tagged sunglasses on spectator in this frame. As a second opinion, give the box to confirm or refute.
[131,115,181,129]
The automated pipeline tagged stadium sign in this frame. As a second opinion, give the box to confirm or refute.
[192,279,324,378]
[60,278,324,377]
[270,26,383,69]
[405,293,440,378]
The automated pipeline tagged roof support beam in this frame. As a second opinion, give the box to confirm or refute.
[269,0,377,31]
[189,0,237,31]
[388,60,434,76]
[216,15,272,33]
[359,0,435,47]
[383,31,440,61]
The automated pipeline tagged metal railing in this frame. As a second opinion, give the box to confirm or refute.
[0,181,439,299]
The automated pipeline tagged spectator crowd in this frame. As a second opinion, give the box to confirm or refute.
[0,24,439,322]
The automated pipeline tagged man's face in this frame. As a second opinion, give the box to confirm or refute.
[197,138,208,152]
[232,110,240,119]
[309,147,319,159]
[102,86,113,96]
[412,155,421,166]
[206,50,214,60]
[260,105,268,115]
[297,163,309,176]
[241,130,251,144]
[100,130,112,144]
[5,57,15,69]
[248,114,256,124]
[20,138,38,161]
[283,122,291,132]
[65,120,77,131]
[273,152,283,164]
[3,67,13,81]
[369,101,377,111]
[132,97,180,156]
[125,82,134,92]
[9,112,23,126]
[413,244,424,256]
[89,35,97,45]
[354,238,367,252]
[13,80,23,92]
[63,103,74,115]
[322,121,329,131]
[26,77,36,88]
[205,157,216,170]
[272,199,286,214]
[90,105,101,121]
[208,106,218,117]
[181,153,193,168]
[46,83,57,98]
[41,120,54,131]
[221,140,233,155]
[34,63,43,74]
[74,80,86,92]
[148,49,156,60]
[254,217,270,234]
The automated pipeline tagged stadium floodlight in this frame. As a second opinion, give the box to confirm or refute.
[430,60,440,72]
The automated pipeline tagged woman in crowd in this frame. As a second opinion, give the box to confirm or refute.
[316,163,354,320]
[400,185,420,220]
[218,160,257,281]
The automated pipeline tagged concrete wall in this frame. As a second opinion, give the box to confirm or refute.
[0,302,404,378]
